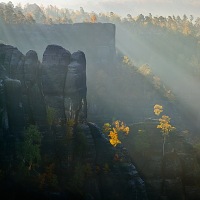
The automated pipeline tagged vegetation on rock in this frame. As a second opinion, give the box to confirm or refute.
[103,120,129,147]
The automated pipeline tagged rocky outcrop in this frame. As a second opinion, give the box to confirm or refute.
[24,50,47,128]
[0,44,87,132]
[41,45,71,124]
[4,78,24,135]
[80,122,148,200]
[41,45,87,123]
[0,23,118,130]
[64,51,87,121]
[0,44,148,200]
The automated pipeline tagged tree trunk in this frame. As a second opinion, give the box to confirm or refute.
[163,136,166,156]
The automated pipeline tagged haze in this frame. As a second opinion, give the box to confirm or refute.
[1,0,200,17]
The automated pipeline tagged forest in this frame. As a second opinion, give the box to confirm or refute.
[0,1,200,200]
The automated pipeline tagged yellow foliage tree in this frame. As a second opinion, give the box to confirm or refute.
[138,64,152,76]
[90,14,97,23]
[123,56,133,66]
[157,115,175,135]
[154,104,175,156]
[103,120,129,147]
[153,104,163,116]
[108,128,121,147]
[102,123,111,133]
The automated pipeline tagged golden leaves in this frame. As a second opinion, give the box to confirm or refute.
[108,128,121,147]
[103,120,129,147]
[138,64,152,76]
[114,120,129,135]
[102,123,111,133]
[154,104,163,116]
[123,56,133,66]
[90,14,97,23]
[154,104,175,136]
[157,115,175,135]
[123,127,130,135]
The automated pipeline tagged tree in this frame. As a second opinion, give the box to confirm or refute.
[4,1,15,23]
[80,7,84,15]
[136,14,145,23]
[46,106,57,130]
[182,21,192,35]
[103,120,129,147]
[127,14,133,22]
[153,104,163,116]
[17,125,42,171]
[195,17,200,27]
[123,55,134,66]
[90,13,97,23]
[138,64,152,76]
[190,15,194,23]
[25,13,36,24]
[154,104,175,156]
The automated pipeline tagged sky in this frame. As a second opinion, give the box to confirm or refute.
[1,0,200,18]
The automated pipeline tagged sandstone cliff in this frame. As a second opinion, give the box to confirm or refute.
[0,44,148,200]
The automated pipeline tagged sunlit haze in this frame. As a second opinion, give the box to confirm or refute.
[1,0,200,17]
[1,0,200,199]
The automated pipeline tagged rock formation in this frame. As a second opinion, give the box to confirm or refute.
[1,43,200,200]
[0,44,148,200]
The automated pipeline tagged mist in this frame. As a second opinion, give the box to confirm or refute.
[1,2,200,200]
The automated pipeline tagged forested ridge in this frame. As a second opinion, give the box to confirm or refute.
[0,1,200,38]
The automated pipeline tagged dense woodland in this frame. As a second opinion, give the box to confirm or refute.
[0,1,200,36]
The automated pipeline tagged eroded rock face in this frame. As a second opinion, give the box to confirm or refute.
[42,45,71,95]
[0,45,25,135]
[4,78,24,135]
[0,44,25,83]
[24,50,39,86]
[41,45,71,124]
[64,51,87,121]
[23,50,47,127]
[41,45,87,123]
[87,122,148,200]
[0,44,148,200]
[0,43,87,134]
